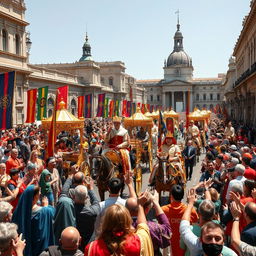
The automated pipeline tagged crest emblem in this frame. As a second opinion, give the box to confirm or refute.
[0,95,11,109]
[40,97,46,108]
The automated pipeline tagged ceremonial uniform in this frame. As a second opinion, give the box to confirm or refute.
[224,126,235,140]
[186,124,200,147]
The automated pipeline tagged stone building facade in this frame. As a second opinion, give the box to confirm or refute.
[137,22,224,112]
[0,0,146,125]
[223,0,256,125]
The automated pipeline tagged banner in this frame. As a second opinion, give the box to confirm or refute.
[0,71,15,129]
[57,85,68,109]
[114,100,120,116]
[96,93,105,117]
[37,86,48,120]
[150,105,154,113]
[127,101,132,117]
[47,90,58,158]
[25,89,37,123]
[158,111,167,150]
[129,86,133,102]
[122,100,127,117]
[77,96,85,118]
[85,94,92,118]
[109,100,114,118]
[146,104,150,113]
[132,102,136,115]
[141,104,145,114]
[104,98,109,118]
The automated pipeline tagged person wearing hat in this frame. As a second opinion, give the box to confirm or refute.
[104,116,131,173]
[185,120,200,149]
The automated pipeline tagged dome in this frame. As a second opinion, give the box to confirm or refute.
[167,50,192,67]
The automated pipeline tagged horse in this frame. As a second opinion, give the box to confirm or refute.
[90,154,124,201]
[155,155,186,200]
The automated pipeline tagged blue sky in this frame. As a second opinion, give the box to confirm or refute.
[25,0,250,80]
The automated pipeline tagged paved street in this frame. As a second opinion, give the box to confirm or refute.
[92,152,205,204]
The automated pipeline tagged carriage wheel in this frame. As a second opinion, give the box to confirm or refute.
[135,167,142,195]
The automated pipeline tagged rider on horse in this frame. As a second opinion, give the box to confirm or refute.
[103,116,131,174]
[149,131,182,185]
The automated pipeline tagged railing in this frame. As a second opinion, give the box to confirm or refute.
[234,62,256,87]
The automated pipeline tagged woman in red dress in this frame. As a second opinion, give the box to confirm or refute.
[85,195,153,256]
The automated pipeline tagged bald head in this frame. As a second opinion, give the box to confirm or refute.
[60,227,80,250]
[126,197,138,216]
[245,202,256,222]
[73,172,84,185]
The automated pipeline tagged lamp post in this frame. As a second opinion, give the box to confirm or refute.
[26,31,32,63]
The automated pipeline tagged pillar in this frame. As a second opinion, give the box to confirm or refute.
[162,92,166,107]
[183,91,186,112]
[171,92,174,110]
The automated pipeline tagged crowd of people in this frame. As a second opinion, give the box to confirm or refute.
[0,116,256,256]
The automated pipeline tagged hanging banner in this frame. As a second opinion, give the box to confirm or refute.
[25,89,37,123]
[37,86,48,121]
[96,93,105,117]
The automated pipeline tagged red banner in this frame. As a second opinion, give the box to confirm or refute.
[77,96,85,118]
[85,94,92,118]
[96,94,105,117]
[122,100,127,117]
[141,104,145,114]
[109,100,114,117]
[25,89,37,123]
[57,85,68,109]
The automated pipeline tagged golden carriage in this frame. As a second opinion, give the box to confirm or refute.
[123,107,153,194]
[41,101,86,172]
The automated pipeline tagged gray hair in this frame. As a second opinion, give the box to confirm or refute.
[231,184,243,195]
[27,163,36,171]
[235,164,245,175]
[0,202,13,222]
[0,222,18,252]
[198,199,215,221]
[74,185,88,204]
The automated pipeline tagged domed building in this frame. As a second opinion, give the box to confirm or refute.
[137,21,225,112]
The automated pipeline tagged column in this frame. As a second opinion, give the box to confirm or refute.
[171,92,174,109]
[162,92,166,107]
[183,91,186,112]
[190,91,193,111]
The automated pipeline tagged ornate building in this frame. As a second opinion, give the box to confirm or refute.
[137,22,224,112]
[0,0,146,125]
[223,0,256,125]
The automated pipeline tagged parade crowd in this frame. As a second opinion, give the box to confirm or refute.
[0,116,256,256]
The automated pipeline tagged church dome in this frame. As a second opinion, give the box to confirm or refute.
[166,23,192,67]
[167,50,192,67]
[79,33,93,62]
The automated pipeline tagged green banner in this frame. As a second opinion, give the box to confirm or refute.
[37,86,48,120]
[104,98,109,118]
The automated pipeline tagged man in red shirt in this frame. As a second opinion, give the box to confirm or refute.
[6,149,24,175]
[161,185,198,256]
[242,156,256,180]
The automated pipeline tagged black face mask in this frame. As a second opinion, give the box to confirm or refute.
[202,243,223,256]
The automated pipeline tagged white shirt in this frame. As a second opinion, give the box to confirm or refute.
[226,175,246,201]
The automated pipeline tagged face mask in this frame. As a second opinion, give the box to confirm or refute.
[202,243,223,256]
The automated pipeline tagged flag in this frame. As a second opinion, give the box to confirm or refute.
[129,86,133,101]
[114,100,120,116]
[104,98,109,118]
[47,90,58,158]
[122,100,127,117]
[96,93,105,117]
[146,104,150,112]
[85,94,92,118]
[127,101,132,117]
[141,104,145,114]
[37,86,48,120]
[109,100,114,117]
[57,85,68,109]
[132,102,136,115]
[0,71,15,129]
[186,90,190,128]
[158,111,167,150]
[77,96,85,118]
[25,89,37,123]
[150,105,154,113]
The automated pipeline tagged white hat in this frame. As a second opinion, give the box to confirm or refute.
[230,145,237,151]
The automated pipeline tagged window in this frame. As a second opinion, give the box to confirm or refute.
[100,77,105,84]
[157,95,160,101]
[2,29,7,51]
[210,94,213,100]
[17,87,22,100]
[71,99,76,115]
[150,95,153,101]
[109,77,113,86]
[196,94,199,101]
[48,98,54,107]
[217,94,220,101]
[203,94,206,100]
[150,88,153,91]
[15,34,20,55]
[17,109,23,124]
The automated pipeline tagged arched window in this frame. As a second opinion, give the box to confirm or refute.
[109,77,113,86]
[15,34,20,55]
[71,99,76,115]
[2,29,7,51]
[47,98,54,117]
